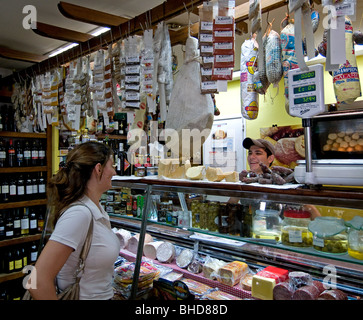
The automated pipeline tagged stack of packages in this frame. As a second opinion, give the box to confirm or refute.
[200,0,235,94]
[113,261,160,299]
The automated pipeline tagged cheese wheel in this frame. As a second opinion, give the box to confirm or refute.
[156,242,176,263]
[176,249,194,268]
[206,167,224,182]
[143,241,164,260]
[127,233,153,254]
[115,229,131,249]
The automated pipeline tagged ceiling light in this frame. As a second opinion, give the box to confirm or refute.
[48,42,79,57]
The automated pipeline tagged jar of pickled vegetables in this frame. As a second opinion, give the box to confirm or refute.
[199,201,209,230]
[309,217,348,254]
[281,206,312,247]
[191,200,201,228]
[208,201,220,232]
[345,216,363,260]
[252,209,281,241]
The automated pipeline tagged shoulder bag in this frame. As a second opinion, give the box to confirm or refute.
[23,203,94,300]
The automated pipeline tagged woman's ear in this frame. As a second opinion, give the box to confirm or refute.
[94,163,102,175]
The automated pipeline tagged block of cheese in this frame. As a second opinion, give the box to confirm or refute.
[206,167,225,182]
[115,229,131,249]
[143,241,164,260]
[218,261,248,286]
[202,257,226,280]
[126,233,153,254]
[168,165,186,179]
[158,159,180,178]
[156,242,176,263]
[251,274,276,300]
[185,166,205,180]
[257,266,289,285]
[224,171,239,182]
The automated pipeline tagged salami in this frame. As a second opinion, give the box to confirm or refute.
[273,281,294,300]
[318,289,348,300]
[292,285,319,300]
[240,38,259,120]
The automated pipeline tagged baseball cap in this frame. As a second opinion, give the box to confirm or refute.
[243,138,275,155]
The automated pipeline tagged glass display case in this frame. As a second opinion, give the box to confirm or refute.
[110,177,363,300]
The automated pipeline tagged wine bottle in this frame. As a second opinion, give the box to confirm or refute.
[0,139,6,167]
[0,211,5,240]
[17,174,25,199]
[15,140,24,167]
[5,211,14,239]
[14,246,23,272]
[31,140,39,166]
[13,208,21,237]
[38,140,46,166]
[7,139,15,167]
[1,178,10,202]
[23,140,31,167]
[21,208,29,236]
[9,175,17,201]
[29,208,37,235]
[25,174,33,200]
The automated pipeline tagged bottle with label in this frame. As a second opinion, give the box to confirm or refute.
[7,139,15,167]
[17,174,25,199]
[9,175,17,201]
[21,245,27,267]
[38,140,46,166]
[5,248,14,273]
[32,175,38,197]
[0,211,5,240]
[31,140,39,166]
[0,139,6,167]
[23,141,31,167]
[14,246,23,272]
[117,142,125,176]
[25,174,33,200]
[75,130,81,145]
[29,241,38,263]
[29,208,37,235]
[37,208,44,233]
[21,208,29,236]
[82,129,90,143]
[13,208,21,237]
[38,172,46,197]
[15,140,24,167]
[0,113,2,131]
[5,210,14,239]
[1,177,10,202]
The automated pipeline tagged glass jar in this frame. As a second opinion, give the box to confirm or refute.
[252,209,281,241]
[191,200,200,228]
[281,206,312,247]
[207,201,220,232]
[309,217,348,254]
[345,216,363,260]
[199,201,209,230]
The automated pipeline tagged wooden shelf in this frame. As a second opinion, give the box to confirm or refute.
[95,133,127,140]
[0,234,41,248]
[0,166,47,174]
[0,131,47,139]
[0,199,47,210]
[0,270,26,284]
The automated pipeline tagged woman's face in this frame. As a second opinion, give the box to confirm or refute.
[99,157,116,191]
[247,145,274,174]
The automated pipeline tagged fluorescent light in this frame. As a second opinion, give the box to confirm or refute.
[91,27,110,36]
[48,43,79,57]
[48,27,110,58]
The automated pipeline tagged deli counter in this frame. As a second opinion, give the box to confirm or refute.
[109,177,363,301]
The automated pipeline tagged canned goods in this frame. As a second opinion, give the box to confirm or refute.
[136,166,146,177]
[146,166,158,176]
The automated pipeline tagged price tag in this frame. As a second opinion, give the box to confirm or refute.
[288,64,325,118]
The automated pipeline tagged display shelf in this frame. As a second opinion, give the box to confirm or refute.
[0,166,47,174]
[0,131,47,139]
[0,199,47,210]
[0,234,41,248]
[111,177,363,297]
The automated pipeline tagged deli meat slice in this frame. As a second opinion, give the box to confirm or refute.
[273,282,294,300]
[127,233,153,254]
[292,285,319,300]
[311,280,325,295]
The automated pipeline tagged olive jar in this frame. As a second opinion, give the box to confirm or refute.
[308,217,348,254]
[281,206,312,247]
[345,216,363,260]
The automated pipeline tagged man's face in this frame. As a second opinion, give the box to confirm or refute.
[247,145,274,174]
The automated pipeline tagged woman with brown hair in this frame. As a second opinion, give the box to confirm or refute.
[29,141,120,300]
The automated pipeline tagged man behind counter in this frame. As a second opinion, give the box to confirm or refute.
[229,137,320,219]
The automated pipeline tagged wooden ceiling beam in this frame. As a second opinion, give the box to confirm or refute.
[0,46,45,63]
[170,23,200,46]
[58,1,129,27]
[33,21,94,43]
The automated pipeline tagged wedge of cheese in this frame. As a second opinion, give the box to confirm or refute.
[224,171,239,182]
[206,167,225,182]
[185,166,205,180]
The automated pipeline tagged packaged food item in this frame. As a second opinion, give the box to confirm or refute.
[292,285,320,300]
[240,273,253,291]
[127,233,153,254]
[176,249,194,269]
[265,29,283,85]
[309,217,348,254]
[333,17,361,105]
[318,289,348,300]
[281,206,312,247]
[288,271,312,290]
[251,275,276,300]
[161,271,183,282]
[257,266,289,284]
[144,241,164,260]
[156,242,176,263]
[115,228,132,249]
[202,256,226,280]
[181,278,213,296]
[187,258,203,274]
[218,261,248,287]
[240,38,259,120]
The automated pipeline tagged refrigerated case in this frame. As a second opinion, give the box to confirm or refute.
[110,177,363,300]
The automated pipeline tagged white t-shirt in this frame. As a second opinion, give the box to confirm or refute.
[50,195,120,300]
